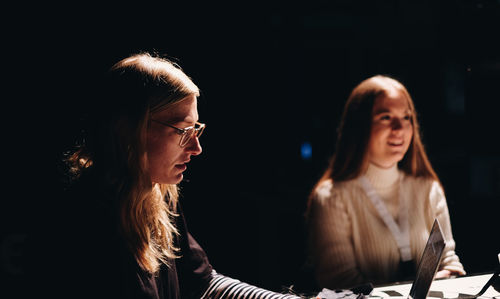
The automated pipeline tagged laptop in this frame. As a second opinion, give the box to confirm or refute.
[317,219,446,299]
[367,218,446,299]
[407,218,446,299]
[369,219,500,299]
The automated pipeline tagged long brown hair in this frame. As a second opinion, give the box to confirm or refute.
[67,52,199,273]
[306,75,439,213]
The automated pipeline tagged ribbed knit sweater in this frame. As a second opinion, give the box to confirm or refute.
[307,163,465,289]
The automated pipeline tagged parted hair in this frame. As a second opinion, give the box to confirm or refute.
[67,52,199,273]
[306,75,439,215]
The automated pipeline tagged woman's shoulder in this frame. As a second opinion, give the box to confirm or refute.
[313,179,333,197]
[400,171,436,184]
[311,178,359,204]
[400,171,442,193]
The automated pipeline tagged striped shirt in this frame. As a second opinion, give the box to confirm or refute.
[201,270,303,299]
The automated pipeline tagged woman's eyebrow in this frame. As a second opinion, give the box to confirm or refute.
[162,115,195,124]
[373,108,411,115]
[180,116,197,125]
[170,118,198,128]
[373,108,390,114]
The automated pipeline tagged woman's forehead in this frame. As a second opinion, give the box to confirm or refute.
[373,91,411,112]
[153,95,198,123]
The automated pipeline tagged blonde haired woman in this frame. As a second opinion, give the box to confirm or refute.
[306,75,465,290]
[63,52,301,299]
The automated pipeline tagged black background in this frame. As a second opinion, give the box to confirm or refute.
[2,0,500,297]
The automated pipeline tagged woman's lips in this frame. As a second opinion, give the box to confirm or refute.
[388,141,403,146]
[175,164,187,171]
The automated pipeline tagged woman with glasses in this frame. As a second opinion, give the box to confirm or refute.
[62,52,301,299]
[305,75,466,290]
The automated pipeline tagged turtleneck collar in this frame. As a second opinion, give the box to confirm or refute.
[365,163,399,190]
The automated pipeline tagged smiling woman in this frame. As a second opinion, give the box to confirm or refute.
[305,75,466,290]
[367,81,413,169]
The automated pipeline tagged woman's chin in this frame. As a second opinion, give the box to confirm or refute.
[152,173,183,185]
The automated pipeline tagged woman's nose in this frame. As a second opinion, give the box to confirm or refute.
[391,118,403,130]
[185,136,203,156]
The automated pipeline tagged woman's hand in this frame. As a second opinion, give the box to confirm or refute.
[435,269,465,279]
[434,270,452,279]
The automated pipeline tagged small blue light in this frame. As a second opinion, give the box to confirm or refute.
[301,142,312,160]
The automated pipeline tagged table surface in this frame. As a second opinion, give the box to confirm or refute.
[370,273,499,298]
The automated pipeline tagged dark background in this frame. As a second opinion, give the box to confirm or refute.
[2,0,500,297]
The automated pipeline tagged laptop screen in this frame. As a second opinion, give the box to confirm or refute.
[408,219,446,299]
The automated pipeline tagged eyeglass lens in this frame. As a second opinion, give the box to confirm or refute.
[180,125,204,147]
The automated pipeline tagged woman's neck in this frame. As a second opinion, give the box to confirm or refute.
[365,162,399,190]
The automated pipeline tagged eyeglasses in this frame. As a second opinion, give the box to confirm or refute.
[151,119,206,147]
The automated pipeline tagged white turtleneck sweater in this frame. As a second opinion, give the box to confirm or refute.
[306,163,465,289]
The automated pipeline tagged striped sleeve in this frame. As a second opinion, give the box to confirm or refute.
[200,270,303,299]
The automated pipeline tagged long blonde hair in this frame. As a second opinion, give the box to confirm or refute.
[68,52,199,273]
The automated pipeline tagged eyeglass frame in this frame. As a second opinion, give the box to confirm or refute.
[151,119,206,147]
